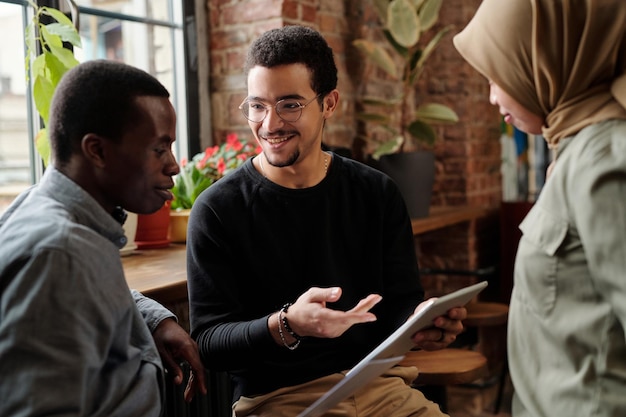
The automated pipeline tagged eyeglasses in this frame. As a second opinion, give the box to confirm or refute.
[239,95,321,123]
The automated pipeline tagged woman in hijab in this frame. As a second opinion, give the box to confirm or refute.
[454,1,626,416]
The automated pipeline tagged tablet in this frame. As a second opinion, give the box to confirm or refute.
[297,280,488,417]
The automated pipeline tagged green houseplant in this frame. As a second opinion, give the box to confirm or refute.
[25,1,81,167]
[168,133,260,242]
[171,133,261,210]
[353,0,458,218]
[353,0,458,160]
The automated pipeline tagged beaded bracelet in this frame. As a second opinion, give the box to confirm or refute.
[281,303,303,341]
[277,308,300,350]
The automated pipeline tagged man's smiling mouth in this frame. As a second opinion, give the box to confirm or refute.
[263,135,292,144]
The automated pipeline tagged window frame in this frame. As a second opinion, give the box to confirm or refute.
[0,0,200,186]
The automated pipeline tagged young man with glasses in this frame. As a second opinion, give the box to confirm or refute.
[187,25,465,416]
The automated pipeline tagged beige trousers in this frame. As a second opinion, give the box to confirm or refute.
[233,366,447,417]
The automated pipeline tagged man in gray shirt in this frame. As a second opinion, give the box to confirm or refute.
[0,60,206,416]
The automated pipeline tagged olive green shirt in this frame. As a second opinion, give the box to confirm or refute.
[509,120,626,417]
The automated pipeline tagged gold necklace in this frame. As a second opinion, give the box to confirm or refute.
[259,152,329,178]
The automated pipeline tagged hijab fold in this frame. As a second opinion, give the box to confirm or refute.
[454,0,626,147]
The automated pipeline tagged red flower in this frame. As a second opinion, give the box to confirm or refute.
[171,133,259,210]
[196,151,210,170]
[216,157,226,175]
[205,146,219,158]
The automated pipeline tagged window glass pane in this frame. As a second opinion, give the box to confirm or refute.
[0,3,31,213]
[76,17,177,100]
[74,0,179,24]
[73,0,188,167]
[0,0,188,214]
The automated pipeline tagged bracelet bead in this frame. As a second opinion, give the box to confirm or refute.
[281,303,303,341]
[277,308,300,350]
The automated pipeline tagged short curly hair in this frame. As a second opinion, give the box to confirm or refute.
[48,60,170,166]
[244,25,338,98]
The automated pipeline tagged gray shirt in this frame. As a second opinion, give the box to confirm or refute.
[0,167,174,416]
[509,120,626,417]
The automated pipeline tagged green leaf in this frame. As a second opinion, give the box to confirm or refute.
[192,177,214,200]
[361,96,401,107]
[45,23,82,48]
[382,29,409,57]
[24,21,36,77]
[35,128,51,167]
[40,25,63,50]
[33,75,54,124]
[353,39,398,79]
[26,3,82,167]
[407,120,437,146]
[418,0,442,32]
[408,49,422,75]
[48,43,80,71]
[356,112,391,124]
[372,135,404,160]
[414,103,459,123]
[388,0,420,48]
[42,51,70,89]
[416,25,451,70]
[41,6,76,30]
[31,53,46,80]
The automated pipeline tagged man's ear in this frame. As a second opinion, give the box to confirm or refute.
[322,89,339,119]
[81,133,107,168]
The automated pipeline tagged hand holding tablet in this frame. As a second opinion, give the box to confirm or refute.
[298,281,488,417]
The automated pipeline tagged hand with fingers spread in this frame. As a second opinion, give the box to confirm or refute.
[410,299,467,351]
[269,287,382,346]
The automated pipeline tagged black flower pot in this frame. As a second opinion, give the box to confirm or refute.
[370,151,435,219]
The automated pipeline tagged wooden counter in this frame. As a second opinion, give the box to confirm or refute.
[124,206,488,301]
[122,243,188,304]
[412,206,488,236]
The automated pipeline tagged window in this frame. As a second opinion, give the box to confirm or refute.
[0,0,197,212]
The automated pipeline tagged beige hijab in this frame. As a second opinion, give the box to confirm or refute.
[453,0,626,147]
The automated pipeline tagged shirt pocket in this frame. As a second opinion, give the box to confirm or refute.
[515,205,568,316]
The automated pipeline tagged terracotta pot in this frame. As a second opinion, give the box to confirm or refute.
[135,201,171,249]
[168,209,191,243]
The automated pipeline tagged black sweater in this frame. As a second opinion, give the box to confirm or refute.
[187,153,423,400]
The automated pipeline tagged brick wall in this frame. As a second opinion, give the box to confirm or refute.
[205,0,358,149]
[205,0,503,298]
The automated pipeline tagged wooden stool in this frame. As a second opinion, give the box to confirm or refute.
[400,348,488,385]
[465,301,509,327]
[399,348,488,412]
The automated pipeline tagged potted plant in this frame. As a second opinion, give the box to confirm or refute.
[168,133,261,242]
[353,0,458,218]
[25,1,81,167]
